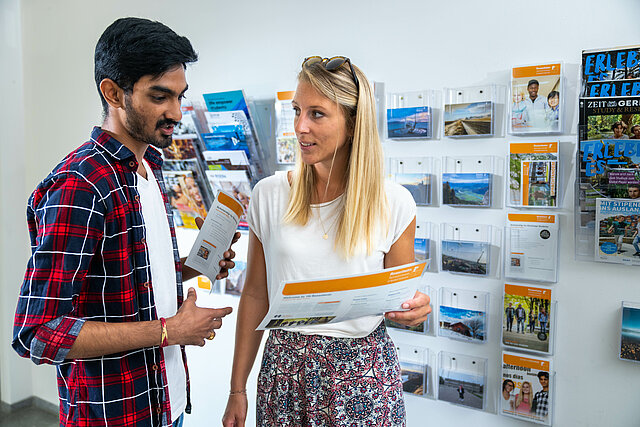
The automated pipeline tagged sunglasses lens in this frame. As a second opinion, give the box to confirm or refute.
[303,56,323,67]
[324,57,347,70]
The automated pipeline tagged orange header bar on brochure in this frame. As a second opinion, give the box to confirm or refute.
[510,142,558,154]
[218,191,245,219]
[505,284,551,300]
[512,63,561,78]
[503,353,550,372]
[508,214,556,224]
[277,91,295,101]
[197,276,212,291]
[282,262,426,296]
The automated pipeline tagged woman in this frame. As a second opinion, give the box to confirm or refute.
[222,57,431,426]
[501,379,515,410]
[515,381,533,414]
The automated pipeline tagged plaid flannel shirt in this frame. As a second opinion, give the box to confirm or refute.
[12,127,190,426]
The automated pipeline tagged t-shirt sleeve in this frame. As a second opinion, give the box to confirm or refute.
[387,181,417,245]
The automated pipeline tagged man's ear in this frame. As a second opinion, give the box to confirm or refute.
[99,78,125,110]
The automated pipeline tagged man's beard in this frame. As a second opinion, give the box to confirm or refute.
[124,99,175,150]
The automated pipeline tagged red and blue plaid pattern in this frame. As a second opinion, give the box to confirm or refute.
[13,127,190,426]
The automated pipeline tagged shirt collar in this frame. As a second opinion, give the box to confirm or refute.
[90,127,164,170]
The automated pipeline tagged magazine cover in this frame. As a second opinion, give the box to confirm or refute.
[503,284,553,353]
[509,142,559,207]
[501,352,553,425]
[620,301,640,363]
[438,305,486,343]
[205,170,251,216]
[442,173,491,207]
[400,361,427,395]
[443,101,493,137]
[511,63,562,133]
[395,173,431,206]
[581,45,640,98]
[505,214,559,283]
[275,91,297,164]
[438,353,485,410]
[387,106,432,139]
[203,150,251,172]
[595,198,640,265]
[578,97,640,142]
[163,170,207,229]
[578,139,640,228]
[441,240,489,276]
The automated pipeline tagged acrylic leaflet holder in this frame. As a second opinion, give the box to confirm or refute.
[440,222,501,277]
[442,156,501,208]
[438,287,489,344]
[619,301,640,364]
[437,351,488,412]
[386,90,437,140]
[443,85,501,138]
[385,285,434,335]
[502,283,556,355]
[388,157,435,206]
[504,213,559,283]
[398,345,434,398]
[507,142,561,209]
[274,90,296,164]
[415,220,437,273]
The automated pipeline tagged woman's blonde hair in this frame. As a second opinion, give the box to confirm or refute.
[516,381,533,408]
[282,59,387,259]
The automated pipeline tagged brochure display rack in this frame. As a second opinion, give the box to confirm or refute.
[507,142,560,208]
[386,286,433,335]
[437,351,488,412]
[620,301,640,364]
[438,287,489,344]
[442,156,499,208]
[440,223,500,277]
[502,284,555,355]
[388,157,435,206]
[274,90,296,164]
[398,345,433,398]
[415,220,436,272]
[386,90,437,140]
[443,85,499,138]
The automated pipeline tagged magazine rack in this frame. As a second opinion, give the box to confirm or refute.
[398,345,434,399]
[506,142,561,209]
[386,90,438,140]
[509,62,564,135]
[502,284,556,356]
[504,213,559,283]
[388,156,436,206]
[440,223,501,278]
[437,351,489,412]
[442,85,502,139]
[442,155,501,208]
[500,351,555,425]
[437,287,489,344]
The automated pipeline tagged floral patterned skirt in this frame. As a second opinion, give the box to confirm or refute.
[256,323,405,426]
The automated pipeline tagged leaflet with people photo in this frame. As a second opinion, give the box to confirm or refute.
[185,190,245,281]
[510,63,562,134]
[503,283,553,354]
[256,260,428,330]
[595,198,640,265]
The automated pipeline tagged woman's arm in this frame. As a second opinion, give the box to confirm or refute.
[222,230,270,427]
[384,217,432,326]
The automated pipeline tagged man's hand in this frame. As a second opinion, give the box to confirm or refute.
[166,287,232,346]
[385,291,431,327]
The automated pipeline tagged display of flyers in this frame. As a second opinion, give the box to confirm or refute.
[385,318,428,334]
[438,352,486,410]
[580,45,640,99]
[205,170,251,218]
[400,361,427,395]
[414,237,429,261]
[443,101,493,137]
[203,150,250,172]
[163,170,208,229]
[595,198,640,265]
[438,303,486,343]
[501,352,553,425]
[509,142,559,207]
[387,106,432,139]
[174,113,199,136]
[442,173,491,207]
[505,214,559,283]
[441,240,489,276]
[395,173,431,206]
[511,63,562,134]
[503,284,553,354]
[163,135,198,160]
[620,301,640,363]
[275,91,297,164]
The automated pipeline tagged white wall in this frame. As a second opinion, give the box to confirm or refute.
[2,0,640,425]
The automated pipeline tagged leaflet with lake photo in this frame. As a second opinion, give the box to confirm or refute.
[257,261,428,330]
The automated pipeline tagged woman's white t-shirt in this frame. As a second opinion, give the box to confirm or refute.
[247,172,416,338]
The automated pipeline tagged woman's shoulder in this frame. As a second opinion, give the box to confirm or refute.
[253,172,289,194]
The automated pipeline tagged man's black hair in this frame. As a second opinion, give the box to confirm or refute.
[629,183,640,190]
[611,120,626,131]
[547,90,559,100]
[527,79,539,87]
[537,371,549,380]
[94,17,198,116]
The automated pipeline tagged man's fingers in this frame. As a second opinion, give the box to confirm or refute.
[231,232,241,245]
[210,306,233,318]
[223,249,236,260]
[195,217,205,229]
[186,287,197,302]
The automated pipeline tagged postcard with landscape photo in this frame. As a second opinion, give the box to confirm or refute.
[387,106,431,139]
[414,238,430,261]
[620,303,640,363]
[441,240,489,276]
[396,173,431,206]
[438,367,485,410]
[442,173,491,207]
[400,361,427,395]
[438,305,486,343]
[385,318,427,334]
[444,101,493,137]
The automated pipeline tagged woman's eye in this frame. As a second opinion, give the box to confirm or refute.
[312,111,324,118]
[292,107,300,116]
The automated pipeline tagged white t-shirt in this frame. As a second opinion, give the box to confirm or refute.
[247,172,416,338]
[138,160,186,422]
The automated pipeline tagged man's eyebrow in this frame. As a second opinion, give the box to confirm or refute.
[149,85,189,96]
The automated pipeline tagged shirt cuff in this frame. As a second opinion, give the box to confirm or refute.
[30,316,85,365]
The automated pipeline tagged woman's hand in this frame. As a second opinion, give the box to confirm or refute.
[385,291,431,326]
[222,393,248,427]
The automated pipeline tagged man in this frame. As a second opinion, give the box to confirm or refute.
[505,302,515,332]
[611,121,629,139]
[627,183,640,199]
[538,306,548,335]
[12,18,238,426]
[631,124,640,139]
[608,214,630,254]
[523,79,548,128]
[515,303,526,334]
[532,371,550,419]
[631,220,640,257]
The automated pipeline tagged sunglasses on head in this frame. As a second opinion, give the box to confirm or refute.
[302,56,360,94]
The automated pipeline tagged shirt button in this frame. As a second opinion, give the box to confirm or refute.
[143,282,150,288]
[152,364,158,371]
[128,160,136,168]
[141,238,146,245]
[156,407,162,414]
[134,195,140,202]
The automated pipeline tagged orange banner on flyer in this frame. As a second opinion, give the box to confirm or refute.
[282,262,426,296]
[508,214,556,224]
[197,276,212,290]
[505,284,551,300]
[277,91,295,101]
[503,353,550,371]
[510,142,558,154]
[512,63,561,79]
[218,191,245,219]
